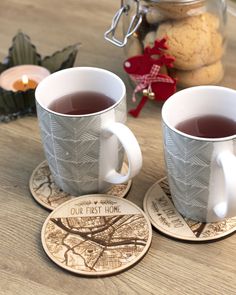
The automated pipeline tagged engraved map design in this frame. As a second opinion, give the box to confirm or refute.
[144,178,236,241]
[159,178,236,239]
[44,214,149,274]
[30,161,131,210]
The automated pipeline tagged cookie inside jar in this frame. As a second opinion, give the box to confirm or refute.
[124,0,226,88]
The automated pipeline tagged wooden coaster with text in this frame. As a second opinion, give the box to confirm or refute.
[41,195,152,276]
[143,178,236,242]
[30,161,132,210]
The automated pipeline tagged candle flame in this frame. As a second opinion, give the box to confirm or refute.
[22,75,29,85]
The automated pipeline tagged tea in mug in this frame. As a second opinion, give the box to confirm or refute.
[175,115,236,138]
[49,91,115,115]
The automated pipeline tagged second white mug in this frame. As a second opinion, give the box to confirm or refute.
[162,86,236,222]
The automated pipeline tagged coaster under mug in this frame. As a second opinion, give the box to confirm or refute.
[30,161,132,210]
[41,195,152,276]
[143,177,236,242]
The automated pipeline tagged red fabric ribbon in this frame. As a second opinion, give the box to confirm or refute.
[130,64,174,102]
[129,96,149,118]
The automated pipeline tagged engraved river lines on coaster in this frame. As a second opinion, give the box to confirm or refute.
[143,177,236,242]
[41,195,152,276]
[30,161,132,210]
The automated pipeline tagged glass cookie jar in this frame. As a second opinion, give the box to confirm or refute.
[105,0,227,89]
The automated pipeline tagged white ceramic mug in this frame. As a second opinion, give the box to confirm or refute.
[162,86,236,222]
[35,67,142,195]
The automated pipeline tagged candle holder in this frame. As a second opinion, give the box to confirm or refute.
[0,32,79,122]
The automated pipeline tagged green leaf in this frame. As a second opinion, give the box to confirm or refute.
[41,43,80,73]
[0,62,8,74]
[8,31,41,66]
[0,32,80,119]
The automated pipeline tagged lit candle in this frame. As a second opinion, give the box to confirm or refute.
[12,74,38,91]
[0,65,50,92]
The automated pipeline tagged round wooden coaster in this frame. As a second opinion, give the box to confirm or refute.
[41,195,152,276]
[29,161,132,210]
[143,177,236,242]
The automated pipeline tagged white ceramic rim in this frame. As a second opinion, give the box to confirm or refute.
[162,85,236,142]
[35,67,126,118]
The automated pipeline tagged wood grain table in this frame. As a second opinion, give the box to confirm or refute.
[0,1,235,294]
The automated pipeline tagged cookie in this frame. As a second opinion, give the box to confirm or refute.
[153,0,206,20]
[203,11,220,30]
[171,60,224,88]
[156,13,223,70]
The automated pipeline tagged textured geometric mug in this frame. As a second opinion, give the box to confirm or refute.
[162,86,236,222]
[35,67,142,196]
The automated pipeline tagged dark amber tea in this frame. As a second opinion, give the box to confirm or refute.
[175,115,236,138]
[49,91,115,115]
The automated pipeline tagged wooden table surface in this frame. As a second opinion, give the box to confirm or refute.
[0,1,235,294]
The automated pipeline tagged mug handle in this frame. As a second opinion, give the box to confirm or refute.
[214,150,236,218]
[102,122,142,184]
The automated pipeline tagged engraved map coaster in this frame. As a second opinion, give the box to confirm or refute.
[143,178,236,242]
[29,161,132,211]
[41,195,152,276]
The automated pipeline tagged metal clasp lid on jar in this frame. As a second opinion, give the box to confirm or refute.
[104,0,209,47]
[104,0,143,47]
